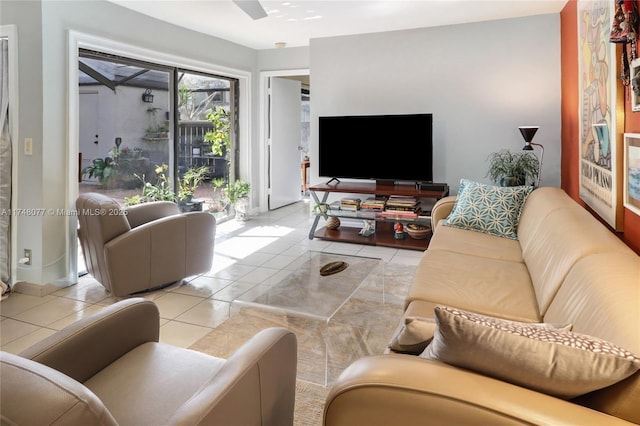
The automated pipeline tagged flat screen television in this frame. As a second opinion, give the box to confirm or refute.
[318,113,433,183]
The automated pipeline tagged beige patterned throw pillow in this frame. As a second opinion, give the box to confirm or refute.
[388,316,571,355]
[421,305,640,399]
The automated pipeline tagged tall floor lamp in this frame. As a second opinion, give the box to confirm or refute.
[519,126,544,187]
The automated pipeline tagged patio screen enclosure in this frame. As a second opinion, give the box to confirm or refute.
[78,49,239,215]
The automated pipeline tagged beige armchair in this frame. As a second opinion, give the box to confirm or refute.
[0,298,298,426]
[77,192,216,297]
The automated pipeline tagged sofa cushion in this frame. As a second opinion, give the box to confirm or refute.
[516,187,581,252]
[543,253,640,423]
[421,306,640,400]
[407,249,540,322]
[443,179,533,240]
[521,205,636,316]
[429,222,524,263]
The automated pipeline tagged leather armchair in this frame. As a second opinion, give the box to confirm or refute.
[0,298,298,426]
[76,192,216,297]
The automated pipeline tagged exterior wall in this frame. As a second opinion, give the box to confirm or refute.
[79,85,171,163]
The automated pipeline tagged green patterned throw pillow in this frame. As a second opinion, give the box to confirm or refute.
[443,179,533,240]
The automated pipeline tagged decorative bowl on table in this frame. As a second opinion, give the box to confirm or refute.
[326,216,341,230]
[406,223,431,240]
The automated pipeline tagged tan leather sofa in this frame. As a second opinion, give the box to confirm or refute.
[324,187,640,425]
[0,298,298,425]
[77,192,216,297]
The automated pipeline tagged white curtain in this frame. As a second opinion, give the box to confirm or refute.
[0,38,12,296]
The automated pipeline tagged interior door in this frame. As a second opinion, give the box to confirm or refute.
[269,77,302,210]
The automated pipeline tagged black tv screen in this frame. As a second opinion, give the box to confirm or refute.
[318,113,433,183]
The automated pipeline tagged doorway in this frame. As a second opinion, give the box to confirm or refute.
[260,69,310,212]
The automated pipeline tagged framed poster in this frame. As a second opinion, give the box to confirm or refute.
[631,59,640,112]
[624,133,640,216]
[577,0,624,230]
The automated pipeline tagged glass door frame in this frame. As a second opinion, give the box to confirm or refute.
[66,30,252,285]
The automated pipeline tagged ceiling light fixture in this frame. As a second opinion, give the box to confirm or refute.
[275,42,287,49]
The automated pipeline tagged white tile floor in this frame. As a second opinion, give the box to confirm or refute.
[0,199,424,354]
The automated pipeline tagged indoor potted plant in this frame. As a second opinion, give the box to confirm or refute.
[486,149,539,186]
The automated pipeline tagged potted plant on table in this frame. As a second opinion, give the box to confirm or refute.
[486,149,539,187]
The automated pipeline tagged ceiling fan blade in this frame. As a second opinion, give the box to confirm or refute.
[232,0,268,20]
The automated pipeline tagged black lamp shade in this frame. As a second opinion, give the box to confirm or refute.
[519,126,539,142]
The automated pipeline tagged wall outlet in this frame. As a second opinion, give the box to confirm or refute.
[24,249,32,265]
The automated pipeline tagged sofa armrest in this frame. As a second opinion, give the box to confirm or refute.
[168,327,298,426]
[125,201,180,228]
[431,195,457,231]
[0,352,119,426]
[19,298,159,383]
[324,355,635,426]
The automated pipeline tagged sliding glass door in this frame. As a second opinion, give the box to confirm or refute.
[175,70,235,214]
[77,50,237,220]
[77,51,238,273]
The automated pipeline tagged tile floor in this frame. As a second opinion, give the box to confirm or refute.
[0,199,423,354]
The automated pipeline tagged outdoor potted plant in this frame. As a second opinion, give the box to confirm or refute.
[225,179,251,221]
[486,149,539,186]
[124,164,176,206]
[82,157,115,186]
[81,145,148,189]
[177,166,209,212]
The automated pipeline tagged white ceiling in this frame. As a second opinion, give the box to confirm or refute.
[108,0,568,50]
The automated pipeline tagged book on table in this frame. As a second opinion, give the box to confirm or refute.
[381,207,422,218]
[340,198,361,211]
[360,197,386,211]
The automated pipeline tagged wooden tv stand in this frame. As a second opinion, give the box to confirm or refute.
[308,181,449,251]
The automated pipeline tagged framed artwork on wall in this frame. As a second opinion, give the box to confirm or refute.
[623,133,640,216]
[631,59,640,112]
[577,0,624,231]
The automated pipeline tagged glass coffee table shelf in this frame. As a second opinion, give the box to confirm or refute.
[230,251,385,386]
[307,181,446,251]
[311,202,433,251]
